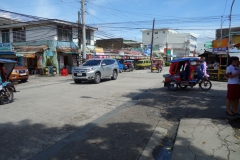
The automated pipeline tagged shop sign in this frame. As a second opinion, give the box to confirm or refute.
[213,38,228,52]
[0,43,12,51]
[16,53,35,58]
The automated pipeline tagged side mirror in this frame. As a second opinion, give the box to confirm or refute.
[101,63,106,66]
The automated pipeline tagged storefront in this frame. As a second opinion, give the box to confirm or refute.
[0,43,18,61]
[56,47,79,74]
[14,45,48,73]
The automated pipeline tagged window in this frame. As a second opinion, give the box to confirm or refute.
[155,45,159,48]
[13,28,26,42]
[106,59,115,65]
[1,30,10,43]
[147,32,150,35]
[57,26,72,41]
[155,32,158,34]
[83,60,101,66]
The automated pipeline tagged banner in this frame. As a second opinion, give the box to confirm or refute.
[213,38,228,52]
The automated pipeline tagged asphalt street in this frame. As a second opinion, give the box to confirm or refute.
[0,68,239,160]
[0,69,165,160]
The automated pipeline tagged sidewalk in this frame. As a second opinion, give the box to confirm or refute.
[171,118,240,160]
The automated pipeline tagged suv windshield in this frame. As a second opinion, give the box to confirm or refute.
[83,60,101,66]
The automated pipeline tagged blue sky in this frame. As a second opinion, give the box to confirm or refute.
[1,0,240,45]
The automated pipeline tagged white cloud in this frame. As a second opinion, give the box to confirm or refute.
[88,9,97,16]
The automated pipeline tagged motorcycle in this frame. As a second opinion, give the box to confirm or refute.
[0,59,18,104]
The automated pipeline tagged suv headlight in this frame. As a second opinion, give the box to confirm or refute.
[12,69,18,73]
[87,68,94,72]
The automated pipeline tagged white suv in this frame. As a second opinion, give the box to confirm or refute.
[72,58,119,84]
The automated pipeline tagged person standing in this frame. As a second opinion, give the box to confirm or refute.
[213,60,219,70]
[226,57,240,115]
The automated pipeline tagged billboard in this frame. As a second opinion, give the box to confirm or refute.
[212,38,228,52]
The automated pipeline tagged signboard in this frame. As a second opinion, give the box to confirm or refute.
[0,43,12,51]
[204,41,212,49]
[16,53,35,58]
[213,38,228,52]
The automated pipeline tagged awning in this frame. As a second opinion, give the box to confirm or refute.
[14,45,48,53]
[56,47,78,53]
[0,51,15,55]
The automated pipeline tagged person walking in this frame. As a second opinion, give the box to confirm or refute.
[200,59,209,78]
[226,57,240,115]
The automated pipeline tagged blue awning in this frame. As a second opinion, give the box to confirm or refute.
[0,51,15,55]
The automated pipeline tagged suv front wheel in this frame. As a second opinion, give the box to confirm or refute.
[93,72,101,84]
[111,70,117,80]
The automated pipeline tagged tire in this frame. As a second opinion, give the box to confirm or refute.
[168,80,178,91]
[151,70,153,73]
[111,70,117,80]
[0,87,14,104]
[179,84,188,89]
[74,80,81,84]
[93,72,101,84]
[21,79,28,82]
[199,79,212,91]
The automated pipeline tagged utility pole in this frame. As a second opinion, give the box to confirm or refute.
[220,16,223,39]
[150,18,155,62]
[166,32,168,61]
[228,0,236,64]
[78,11,81,66]
[81,0,86,62]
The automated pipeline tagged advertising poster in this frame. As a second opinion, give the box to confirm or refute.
[37,55,43,68]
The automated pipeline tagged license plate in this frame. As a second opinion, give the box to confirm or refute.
[20,73,26,76]
[77,73,82,76]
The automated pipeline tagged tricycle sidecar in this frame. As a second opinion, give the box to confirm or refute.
[163,58,212,91]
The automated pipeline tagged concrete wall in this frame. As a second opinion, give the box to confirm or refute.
[26,25,57,41]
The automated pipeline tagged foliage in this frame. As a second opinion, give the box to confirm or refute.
[46,57,55,66]
[165,62,170,66]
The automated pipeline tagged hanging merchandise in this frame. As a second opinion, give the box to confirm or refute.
[72,55,77,66]
[60,55,64,68]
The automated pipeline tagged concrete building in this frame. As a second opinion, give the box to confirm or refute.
[0,10,97,74]
[141,28,197,58]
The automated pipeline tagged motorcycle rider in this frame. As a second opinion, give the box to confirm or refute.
[0,63,8,90]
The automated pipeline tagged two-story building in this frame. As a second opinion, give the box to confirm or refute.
[0,10,97,74]
[141,28,197,58]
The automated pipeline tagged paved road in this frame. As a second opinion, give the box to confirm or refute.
[0,69,166,160]
[1,68,238,160]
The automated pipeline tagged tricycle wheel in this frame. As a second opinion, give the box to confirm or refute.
[168,80,178,91]
[179,84,188,89]
[199,79,212,91]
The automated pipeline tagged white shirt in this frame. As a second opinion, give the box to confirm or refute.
[226,65,239,84]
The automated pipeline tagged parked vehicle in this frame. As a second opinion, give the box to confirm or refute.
[163,58,212,91]
[9,66,29,82]
[151,59,163,73]
[136,59,151,69]
[123,60,134,72]
[72,58,119,84]
[0,59,18,104]
[118,60,124,73]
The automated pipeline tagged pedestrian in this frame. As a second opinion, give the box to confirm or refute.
[213,60,219,70]
[226,56,240,115]
[200,59,209,78]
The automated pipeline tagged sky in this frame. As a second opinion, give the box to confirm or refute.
[1,0,240,47]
